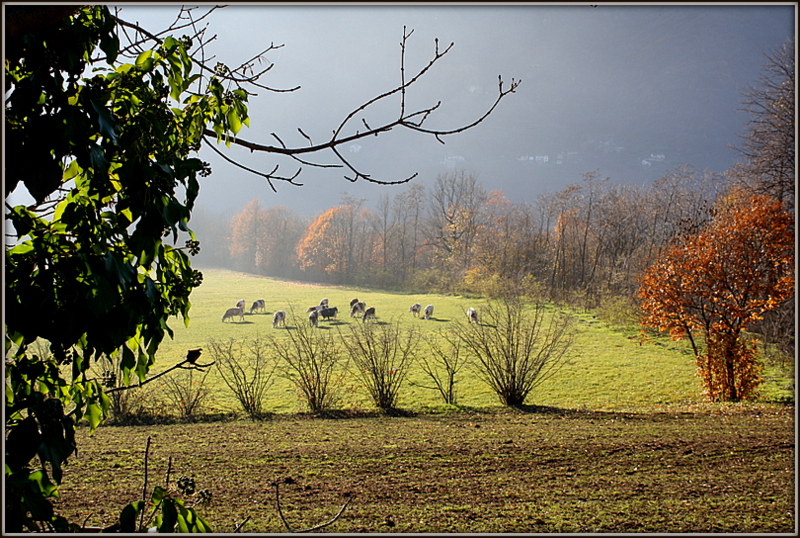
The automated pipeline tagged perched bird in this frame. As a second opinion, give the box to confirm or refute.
[186,348,203,364]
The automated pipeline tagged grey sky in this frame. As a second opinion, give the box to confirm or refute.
[6,3,796,216]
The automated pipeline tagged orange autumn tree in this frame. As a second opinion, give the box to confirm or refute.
[638,188,794,402]
[296,204,374,284]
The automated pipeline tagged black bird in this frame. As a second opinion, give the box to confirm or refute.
[186,348,203,364]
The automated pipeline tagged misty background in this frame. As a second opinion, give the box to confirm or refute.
[7,3,796,216]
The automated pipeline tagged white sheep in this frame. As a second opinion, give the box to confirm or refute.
[250,299,266,314]
[222,306,244,322]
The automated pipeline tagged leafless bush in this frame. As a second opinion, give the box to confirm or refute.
[208,337,278,419]
[160,367,212,419]
[268,313,348,413]
[413,332,471,405]
[88,349,168,422]
[453,297,575,407]
[341,320,418,411]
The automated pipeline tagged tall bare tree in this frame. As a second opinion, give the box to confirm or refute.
[424,169,487,287]
[392,183,426,283]
[731,37,795,208]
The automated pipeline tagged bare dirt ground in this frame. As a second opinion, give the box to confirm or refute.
[53,405,794,533]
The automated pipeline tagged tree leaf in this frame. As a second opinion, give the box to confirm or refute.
[135,50,155,72]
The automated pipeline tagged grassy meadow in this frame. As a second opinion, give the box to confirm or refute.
[124,267,791,416]
[53,268,795,533]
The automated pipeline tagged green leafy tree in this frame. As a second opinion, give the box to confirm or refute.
[4,6,518,531]
[4,6,226,531]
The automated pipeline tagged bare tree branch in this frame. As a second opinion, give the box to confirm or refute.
[109,8,520,189]
[196,23,519,187]
[201,136,303,192]
[104,355,215,395]
[273,480,353,533]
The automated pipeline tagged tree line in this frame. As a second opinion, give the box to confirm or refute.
[197,165,723,304]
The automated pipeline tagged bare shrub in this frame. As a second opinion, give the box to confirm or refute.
[413,332,471,405]
[268,313,348,413]
[341,320,418,411]
[208,337,278,419]
[453,296,575,407]
[89,349,168,423]
[160,367,212,419]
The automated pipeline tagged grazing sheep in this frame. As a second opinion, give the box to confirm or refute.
[319,298,329,308]
[349,298,360,308]
[466,307,479,324]
[307,305,323,313]
[250,299,266,314]
[222,306,245,322]
[423,304,434,320]
[309,309,319,327]
[320,306,339,320]
[363,306,376,322]
[350,301,366,317]
[273,310,286,328]
[409,303,422,317]
[236,299,246,310]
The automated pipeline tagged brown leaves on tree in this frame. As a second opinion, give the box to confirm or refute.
[637,188,794,401]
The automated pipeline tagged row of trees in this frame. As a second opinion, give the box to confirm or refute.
[209,165,723,303]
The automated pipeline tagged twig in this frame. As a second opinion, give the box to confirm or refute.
[139,436,151,532]
[233,516,251,533]
[296,496,353,533]
[274,480,353,533]
[80,512,93,531]
[274,481,293,532]
[165,456,173,490]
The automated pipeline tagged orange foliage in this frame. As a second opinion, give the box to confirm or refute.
[295,205,373,281]
[637,189,794,401]
[296,207,340,273]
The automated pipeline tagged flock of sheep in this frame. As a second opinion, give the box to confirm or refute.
[221,298,480,327]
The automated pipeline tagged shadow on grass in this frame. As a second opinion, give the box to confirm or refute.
[104,411,243,427]
[294,408,418,420]
[506,404,651,421]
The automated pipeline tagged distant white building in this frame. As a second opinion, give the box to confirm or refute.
[349,144,362,153]
[443,155,465,168]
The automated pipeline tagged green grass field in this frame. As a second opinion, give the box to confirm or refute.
[128,267,791,416]
[53,268,795,533]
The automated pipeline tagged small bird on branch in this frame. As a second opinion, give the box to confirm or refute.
[186,348,203,364]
